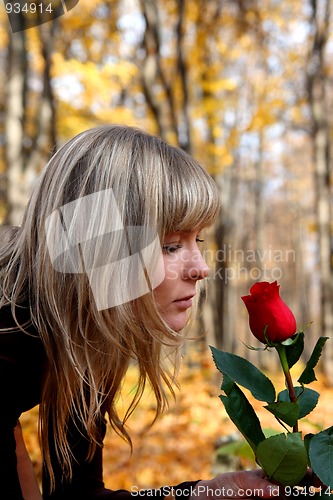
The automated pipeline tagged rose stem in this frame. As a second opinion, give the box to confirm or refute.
[275,344,298,433]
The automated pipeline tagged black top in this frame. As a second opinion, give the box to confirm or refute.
[0,305,199,499]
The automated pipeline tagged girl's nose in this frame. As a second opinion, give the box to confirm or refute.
[183,251,209,281]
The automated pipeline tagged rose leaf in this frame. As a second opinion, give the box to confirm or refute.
[210,346,275,403]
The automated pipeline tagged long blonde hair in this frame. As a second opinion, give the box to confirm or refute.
[0,125,220,489]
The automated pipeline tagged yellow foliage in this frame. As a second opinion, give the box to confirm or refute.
[21,353,333,491]
[61,0,102,27]
[186,0,200,23]
[216,40,232,56]
[206,143,234,172]
[212,126,223,139]
[238,33,253,50]
[203,97,220,114]
[201,79,238,93]
[246,107,277,131]
[0,10,9,48]
[26,30,44,74]
[55,97,145,141]
[51,52,139,119]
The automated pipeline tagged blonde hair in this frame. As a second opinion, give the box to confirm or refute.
[0,125,220,489]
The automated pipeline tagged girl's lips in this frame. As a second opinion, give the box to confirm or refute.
[173,296,195,309]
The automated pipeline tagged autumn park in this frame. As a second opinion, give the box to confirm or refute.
[1,0,333,495]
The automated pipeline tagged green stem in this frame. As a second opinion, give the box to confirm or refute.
[275,344,299,433]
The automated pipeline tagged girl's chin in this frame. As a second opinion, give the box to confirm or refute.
[163,311,188,332]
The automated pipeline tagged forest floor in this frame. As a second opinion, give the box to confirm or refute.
[21,349,333,491]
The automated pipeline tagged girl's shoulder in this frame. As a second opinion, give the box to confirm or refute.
[0,303,45,412]
[0,303,44,371]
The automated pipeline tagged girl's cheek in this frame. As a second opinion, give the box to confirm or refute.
[163,256,182,281]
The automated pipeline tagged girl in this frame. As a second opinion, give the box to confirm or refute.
[0,126,276,499]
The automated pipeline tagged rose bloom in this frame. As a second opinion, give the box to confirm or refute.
[241,281,297,344]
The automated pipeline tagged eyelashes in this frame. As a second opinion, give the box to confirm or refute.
[162,244,183,254]
[162,238,205,255]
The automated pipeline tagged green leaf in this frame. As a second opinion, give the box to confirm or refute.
[215,439,255,461]
[278,387,320,418]
[256,432,308,486]
[265,401,299,427]
[210,346,275,403]
[304,433,314,457]
[215,428,281,463]
[298,337,329,384]
[285,332,304,369]
[221,372,234,393]
[309,426,333,488]
[220,382,266,451]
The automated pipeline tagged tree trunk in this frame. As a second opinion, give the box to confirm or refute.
[139,0,179,145]
[306,0,333,382]
[175,0,192,154]
[4,19,27,226]
[4,15,57,226]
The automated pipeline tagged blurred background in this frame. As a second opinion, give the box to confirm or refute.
[0,0,333,491]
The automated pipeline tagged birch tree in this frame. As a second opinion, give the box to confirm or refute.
[306,0,333,382]
[4,13,58,225]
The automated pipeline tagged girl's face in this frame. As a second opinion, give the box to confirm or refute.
[153,229,209,331]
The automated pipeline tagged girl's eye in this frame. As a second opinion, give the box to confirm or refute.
[196,238,204,243]
[162,244,183,254]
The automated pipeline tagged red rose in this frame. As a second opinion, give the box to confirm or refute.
[241,281,297,344]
